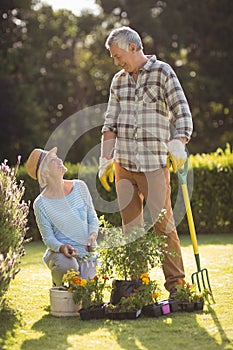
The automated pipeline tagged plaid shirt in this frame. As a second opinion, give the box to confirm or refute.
[102,55,193,172]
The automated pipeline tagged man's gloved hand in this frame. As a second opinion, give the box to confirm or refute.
[167,139,187,173]
[98,157,114,191]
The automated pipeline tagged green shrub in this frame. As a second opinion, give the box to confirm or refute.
[18,144,233,240]
[0,160,30,310]
[172,143,233,234]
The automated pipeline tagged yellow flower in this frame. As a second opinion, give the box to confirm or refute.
[142,277,150,285]
[80,279,87,286]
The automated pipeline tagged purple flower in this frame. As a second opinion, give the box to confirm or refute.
[17,155,21,165]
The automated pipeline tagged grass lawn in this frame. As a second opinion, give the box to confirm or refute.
[0,234,233,350]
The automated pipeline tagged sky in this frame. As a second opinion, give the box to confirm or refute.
[41,0,101,15]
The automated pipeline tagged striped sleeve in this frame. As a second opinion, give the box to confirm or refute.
[77,180,99,236]
[33,198,61,252]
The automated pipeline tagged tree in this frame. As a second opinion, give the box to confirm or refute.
[97,0,233,153]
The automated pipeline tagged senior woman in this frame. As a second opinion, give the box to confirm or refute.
[26,147,99,286]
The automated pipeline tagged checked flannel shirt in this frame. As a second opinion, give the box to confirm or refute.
[102,55,193,172]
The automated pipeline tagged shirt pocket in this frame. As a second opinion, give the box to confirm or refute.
[142,86,158,104]
[73,205,88,222]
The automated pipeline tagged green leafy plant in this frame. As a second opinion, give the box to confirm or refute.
[107,273,160,312]
[173,279,195,302]
[138,273,160,306]
[98,214,170,280]
[174,279,210,304]
[0,158,30,310]
[62,269,110,309]
[117,290,143,312]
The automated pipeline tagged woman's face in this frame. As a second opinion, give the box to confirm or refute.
[46,154,67,177]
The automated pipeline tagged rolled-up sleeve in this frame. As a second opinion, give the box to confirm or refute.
[165,68,193,141]
[102,79,120,134]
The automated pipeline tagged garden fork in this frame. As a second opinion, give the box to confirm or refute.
[177,159,215,303]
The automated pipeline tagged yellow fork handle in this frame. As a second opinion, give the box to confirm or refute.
[181,183,199,256]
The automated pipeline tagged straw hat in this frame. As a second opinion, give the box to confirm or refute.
[26,147,57,187]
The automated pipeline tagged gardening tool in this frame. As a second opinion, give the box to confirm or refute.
[177,158,215,303]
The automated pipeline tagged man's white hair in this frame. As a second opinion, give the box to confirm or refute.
[105,26,143,52]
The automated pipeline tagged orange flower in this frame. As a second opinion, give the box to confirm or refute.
[178,279,184,286]
[102,275,109,280]
[72,277,81,285]
[133,289,140,294]
[152,292,159,299]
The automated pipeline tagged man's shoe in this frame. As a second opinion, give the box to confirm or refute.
[169,287,177,300]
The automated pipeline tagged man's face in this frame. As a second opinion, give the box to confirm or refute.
[109,43,136,73]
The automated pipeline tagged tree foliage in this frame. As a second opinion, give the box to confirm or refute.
[0,0,232,164]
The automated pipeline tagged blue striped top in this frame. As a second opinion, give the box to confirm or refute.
[33,180,99,260]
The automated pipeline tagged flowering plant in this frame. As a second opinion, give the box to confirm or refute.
[0,157,30,311]
[173,279,195,302]
[117,289,143,311]
[62,269,110,309]
[173,279,210,304]
[139,273,160,306]
[108,273,160,312]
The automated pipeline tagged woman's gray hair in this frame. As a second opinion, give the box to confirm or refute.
[105,26,143,52]
[40,156,50,187]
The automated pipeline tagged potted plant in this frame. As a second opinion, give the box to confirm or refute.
[62,269,110,320]
[98,215,169,305]
[139,273,163,318]
[173,279,210,312]
[192,292,205,311]
[106,289,142,320]
[106,272,161,319]
[192,288,211,311]
[173,279,196,312]
[49,270,82,317]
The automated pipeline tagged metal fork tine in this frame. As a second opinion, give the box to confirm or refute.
[201,270,207,290]
[191,272,201,291]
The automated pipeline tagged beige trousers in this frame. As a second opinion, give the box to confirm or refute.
[114,162,185,291]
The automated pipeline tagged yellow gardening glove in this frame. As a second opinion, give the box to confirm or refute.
[167,139,187,173]
[98,157,115,192]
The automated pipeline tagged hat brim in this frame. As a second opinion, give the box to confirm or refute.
[37,147,57,188]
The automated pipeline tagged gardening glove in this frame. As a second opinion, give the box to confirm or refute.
[86,232,98,252]
[98,157,115,192]
[167,139,187,173]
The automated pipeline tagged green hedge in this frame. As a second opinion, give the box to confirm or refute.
[18,144,233,240]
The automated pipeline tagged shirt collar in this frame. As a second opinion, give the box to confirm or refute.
[143,55,157,71]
